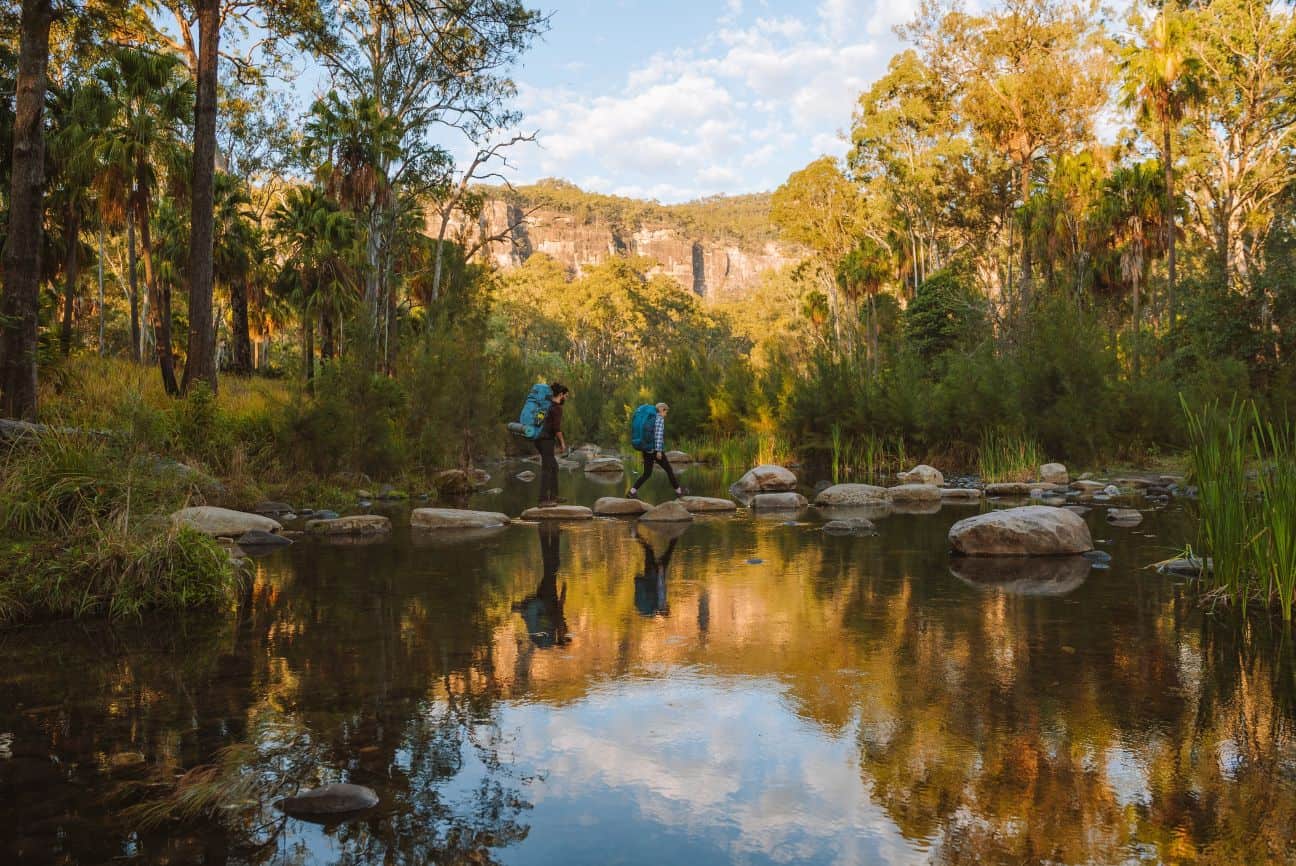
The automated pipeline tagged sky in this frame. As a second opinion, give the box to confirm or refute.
[499,0,919,203]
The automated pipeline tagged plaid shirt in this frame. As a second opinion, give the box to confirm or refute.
[652,414,665,452]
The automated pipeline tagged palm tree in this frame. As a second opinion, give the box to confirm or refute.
[95,47,193,394]
[1098,162,1169,379]
[212,175,259,376]
[1119,2,1203,329]
[837,239,893,375]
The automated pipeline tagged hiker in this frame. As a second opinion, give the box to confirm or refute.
[628,402,684,499]
[536,382,569,507]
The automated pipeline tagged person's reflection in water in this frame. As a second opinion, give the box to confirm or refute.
[514,524,570,647]
[633,525,678,617]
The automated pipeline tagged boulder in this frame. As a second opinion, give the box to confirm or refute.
[1039,462,1069,485]
[665,450,693,464]
[678,496,738,513]
[520,505,594,521]
[951,555,1091,596]
[276,783,379,817]
[1070,480,1107,493]
[751,492,809,510]
[1106,508,1144,527]
[171,506,281,538]
[584,457,625,474]
[253,501,294,517]
[898,464,944,486]
[236,529,292,548]
[731,464,798,495]
[948,505,1093,556]
[593,497,651,516]
[887,483,941,503]
[515,470,536,482]
[814,483,888,507]
[306,515,392,536]
[410,508,510,530]
[1157,556,1212,577]
[640,501,695,523]
[939,487,983,502]
[434,470,475,495]
[823,517,875,535]
[984,482,1034,497]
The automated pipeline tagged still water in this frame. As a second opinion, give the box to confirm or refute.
[3,464,1296,865]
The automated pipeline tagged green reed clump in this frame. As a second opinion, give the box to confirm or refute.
[977,428,1044,483]
[1251,412,1296,622]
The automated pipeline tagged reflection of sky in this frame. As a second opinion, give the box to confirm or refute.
[498,673,927,866]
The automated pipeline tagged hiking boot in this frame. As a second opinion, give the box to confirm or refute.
[674,487,689,498]
[627,488,639,499]
[538,499,557,508]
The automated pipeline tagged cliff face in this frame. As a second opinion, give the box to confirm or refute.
[454,198,796,302]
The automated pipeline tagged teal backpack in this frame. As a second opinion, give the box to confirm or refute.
[509,383,554,440]
[630,404,658,450]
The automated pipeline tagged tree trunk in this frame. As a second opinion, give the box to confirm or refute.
[302,316,315,386]
[97,223,105,356]
[127,206,141,362]
[229,277,252,375]
[1163,125,1176,330]
[181,0,220,394]
[60,207,81,355]
[0,0,53,420]
[1132,272,1141,380]
[320,312,334,361]
[1018,158,1033,314]
[137,189,179,395]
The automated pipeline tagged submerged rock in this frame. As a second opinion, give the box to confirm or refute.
[276,783,379,817]
[410,508,510,530]
[236,529,292,548]
[751,491,809,511]
[1106,508,1144,527]
[731,464,798,495]
[897,464,944,486]
[593,497,651,516]
[823,517,875,535]
[948,505,1093,556]
[306,515,392,536]
[678,496,738,513]
[520,505,594,520]
[171,507,281,538]
[1157,556,1212,577]
[640,500,694,522]
[815,483,888,507]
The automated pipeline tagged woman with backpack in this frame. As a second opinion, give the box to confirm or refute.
[627,402,685,500]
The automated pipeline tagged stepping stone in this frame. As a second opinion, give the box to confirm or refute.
[815,483,888,506]
[678,496,737,513]
[305,515,392,536]
[751,492,809,510]
[520,505,594,520]
[411,508,510,529]
[171,506,281,538]
[897,464,944,486]
[887,483,941,503]
[984,482,1033,496]
[948,505,1093,556]
[593,497,651,516]
[640,501,694,522]
[939,487,982,502]
[731,464,798,495]
[276,783,379,817]
[236,529,292,547]
[584,457,625,474]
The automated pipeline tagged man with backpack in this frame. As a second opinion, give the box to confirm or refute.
[628,402,685,500]
[535,382,569,507]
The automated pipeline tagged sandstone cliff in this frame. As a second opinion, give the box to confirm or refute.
[441,182,798,301]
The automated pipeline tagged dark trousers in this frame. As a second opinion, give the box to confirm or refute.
[632,450,680,491]
[535,438,558,503]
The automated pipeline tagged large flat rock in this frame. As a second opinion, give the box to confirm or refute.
[887,483,941,503]
[815,483,889,507]
[584,457,625,474]
[171,506,281,538]
[751,492,809,511]
[593,497,651,516]
[939,487,983,502]
[897,464,944,486]
[731,464,798,495]
[410,507,510,529]
[640,500,694,522]
[949,505,1093,556]
[678,496,738,513]
[520,505,594,520]
[306,515,392,536]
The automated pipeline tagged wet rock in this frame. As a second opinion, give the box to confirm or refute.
[951,555,1090,596]
[483,487,504,495]
[898,464,944,486]
[948,505,1093,556]
[1070,480,1106,493]
[678,496,738,513]
[985,482,1034,497]
[1103,484,1120,496]
[515,470,536,482]
[171,507,281,538]
[1113,476,1154,488]
[939,487,983,502]
[313,509,340,521]
[236,530,292,548]
[887,483,941,503]
[751,492,809,510]
[434,470,476,495]
[520,505,594,520]
[640,501,695,522]
[815,483,888,507]
[1157,556,1212,577]
[665,450,693,464]
[276,783,379,817]
[306,515,392,536]
[253,501,294,517]
[1106,508,1144,527]
[593,497,651,516]
[1039,462,1069,485]
[823,517,875,535]
[731,464,798,495]
[584,457,625,474]
[410,508,510,530]
[1083,549,1112,564]
[469,468,491,486]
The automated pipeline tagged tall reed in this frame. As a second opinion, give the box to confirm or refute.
[977,428,1043,483]
[1251,410,1296,622]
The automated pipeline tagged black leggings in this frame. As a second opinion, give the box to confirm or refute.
[535,438,558,502]
[632,451,680,491]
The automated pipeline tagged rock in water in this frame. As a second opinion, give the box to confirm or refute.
[678,496,738,513]
[410,508,510,529]
[984,482,1034,497]
[730,464,798,495]
[640,501,694,522]
[1070,480,1106,492]
[593,497,651,516]
[520,505,594,520]
[236,529,292,548]
[751,492,809,511]
[939,488,983,502]
[306,515,392,536]
[948,505,1093,556]
[823,517,875,535]
[814,483,889,506]
[897,464,944,486]
[887,483,941,503]
[584,457,625,474]
[1039,462,1069,484]
[171,507,282,538]
[277,783,379,817]
[665,450,693,464]
[434,469,475,495]
[1106,508,1143,527]
[253,501,294,517]
[515,470,536,482]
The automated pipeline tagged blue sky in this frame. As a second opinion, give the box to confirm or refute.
[501,0,919,202]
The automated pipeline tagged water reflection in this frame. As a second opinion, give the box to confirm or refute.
[3,469,1296,865]
[949,555,1091,595]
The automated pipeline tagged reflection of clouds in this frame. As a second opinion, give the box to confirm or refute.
[504,674,927,864]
